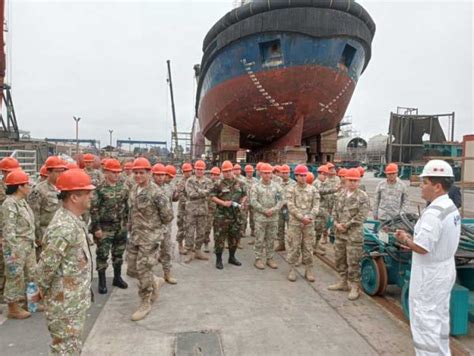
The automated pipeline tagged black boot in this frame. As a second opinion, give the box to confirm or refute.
[98,270,107,294]
[215,252,224,270]
[112,265,128,289]
[228,248,242,266]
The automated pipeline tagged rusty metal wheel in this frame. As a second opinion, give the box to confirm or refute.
[375,257,388,296]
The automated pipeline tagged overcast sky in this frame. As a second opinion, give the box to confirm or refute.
[7,0,473,149]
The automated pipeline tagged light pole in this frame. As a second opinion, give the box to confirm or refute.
[73,116,81,154]
[109,129,113,147]
[128,137,131,153]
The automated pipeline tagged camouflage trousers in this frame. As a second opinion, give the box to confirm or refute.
[176,203,186,243]
[277,210,288,244]
[205,209,215,244]
[47,312,86,355]
[159,225,173,272]
[0,239,4,301]
[214,217,241,254]
[313,214,328,248]
[334,237,363,283]
[3,238,37,303]
[287,223,315,267]
[185,213,207,251]
[127,241,160,300]
[95,226,127,271]
[253,220,277,260]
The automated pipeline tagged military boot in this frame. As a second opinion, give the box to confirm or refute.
[131,298,152,321]
[184,251,194,264]
[266,258,278,269]
[194,249,209,261]
[215,252,223,270]
[151,276,165,303]
[305,266,315,282]
[98,270,107,294]
[287,267,297,282]
[164,271,177,285]
[228,248,242,266]
[328,278,349,291]
[112,266,128,289]
[274,241,285,252]
[254,259,265,270]
[7,303,31,319]
[348,282,360,301]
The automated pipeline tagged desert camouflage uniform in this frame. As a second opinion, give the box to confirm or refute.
[37,207,93,355]
[127,182,173,302]
[243,176,258,236]
[1,195,36,303]
[205,179,218,245]
[326,175,340,215]
[250,180,283,261]
[234,175,248,236]
[272,175,283,186]
[373,178,408,221]
[175,176,190,245]
[124,174,136,191]
[333,189,370,283]
[277,178,296,246]
[286,183,320,267]
[0,180,7,301]
[157,182,175,273]
[312,178,337,248]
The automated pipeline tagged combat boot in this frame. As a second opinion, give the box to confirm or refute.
[131,298,152,321]
[7,303,31,319]
[228,248,242,266]
[164,271,177,285]
[274,241,285,252]
[348,282,360,301]
[98,270,107,294]
[254,259,265,270]
[184,251,194,264]
[151,276,165,303]
[305,266,315,282]
[194,249,209,261]
[112,266,128,289]
[215,252,224,270]
[328,278,349,291]
[287,267,297,282]
[266,258,278,269]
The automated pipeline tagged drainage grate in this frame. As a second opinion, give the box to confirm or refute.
[175,330,224,356]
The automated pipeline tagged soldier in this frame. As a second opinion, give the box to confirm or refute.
[28,156,66,258]
[286,164,320,283]
[127,157,173,321]
[1,170,40,319]
[122,161,135,190]
[232,164,247,248]
[272,165,283,185]
[66,162,79,170]
[373,163,408,221]
[243,164,258,244]
[90,159,129,294]
[328,168,370,300]
[175,162,193,254]
[204,167,221,253]
[184,160,211,263]
[210,160,247,270]
[36,169,95,354]
[357,166,366,192]
[250,163,283,270]
[275,164,296,252]
[36,165,48,185]
[326,162,341,185]
[83,153,104,186]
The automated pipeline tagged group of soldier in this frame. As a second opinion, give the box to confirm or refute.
[0,153,410,355]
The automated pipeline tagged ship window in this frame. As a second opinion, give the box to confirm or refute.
[260,39,283,66]
[339,44,356,70]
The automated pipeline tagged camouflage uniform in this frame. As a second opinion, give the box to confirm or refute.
[277,178,296,246]
[83,168,104,225]
[272,175,283,185]
[243,176,258,236]
[36,207,93,355]
[1,195,36,303]
[312,178,337,247]
[286,183,320,266]
[234,175,248,236]
[184,175,211,252]
[124,174,136,191]
[333,189,370,283]
[249,181,283,261]
[157,182,175,273]
[373,178,408,221]
[175,176,189,245]
[90,180,128,271]
[0,180,6,301]
[205,179,218,245]
[210,177,246,253]
[127,182,173,301]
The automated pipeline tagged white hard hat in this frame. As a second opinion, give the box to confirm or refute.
[419,159,454,178]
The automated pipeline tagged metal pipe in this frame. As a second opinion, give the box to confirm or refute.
[73,116,81,155]
[167,60,178,154]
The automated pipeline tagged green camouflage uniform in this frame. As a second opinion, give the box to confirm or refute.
[243,176,258,236]
[249,180,283,261]
[83,167,105,224]
[277,178,296,245]
[127,182,173,302]
[286,183,320,267]
[184,175,211,251]
[37,207,93,355]
[0,180,6,300]
[90,180,129,271]
[312,178,337,247]
[333,189,370,283]
[1,195,36,303]
[373,178,408,221]
[175,176,189,244]
[234,175,248,236]
[210,177,246,254]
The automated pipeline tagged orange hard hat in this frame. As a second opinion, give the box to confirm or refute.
[338,168,348,177]
[221,160,233,172]
[66,162,79,170]
[132,157,151,170]
[256,162,263,171]
[317,165,329,174]
[44,156,67,170]
[152,163,166,175]
[385,163,398,174]
[5,169,29,186]
[83,153,96,163]
[0,157,20,172]
[357,166,365,177]
[306,172,315,184]
[294,164,308,175]
[210,167,221,175]
[182,163,193,172]
[260,163,273,173]
[233,164,241,171]
[280,164,291,173]
[346,168,361,180]
[244,164,254,173]
[104,159,122,172]
[123,161,133,170]
[166,165,177,177]
[326,162,335,169]
[194,160,206,170]
[273,165,281,172]
[39,165,48,177]
[56,169,96,191]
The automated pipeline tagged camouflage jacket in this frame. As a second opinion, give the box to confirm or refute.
[27,180,61,241]
[249,180,283,222]
[84,167,104,187]
[373,178,408,220]
[185,175,212,216]
[313,178,338,216]
[0,180,7,236]
[1,195,35,243]
[334,189,370,241]
[37,207,92,317]
[90,180,128,232]
[128,181,173,245]
[175,176,189,210]
[210,177,247,220]
[272,175,283,186]
[287,183,320,225]
[124,174,136,191]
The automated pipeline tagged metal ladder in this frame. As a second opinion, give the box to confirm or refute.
[0,149,37,176]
